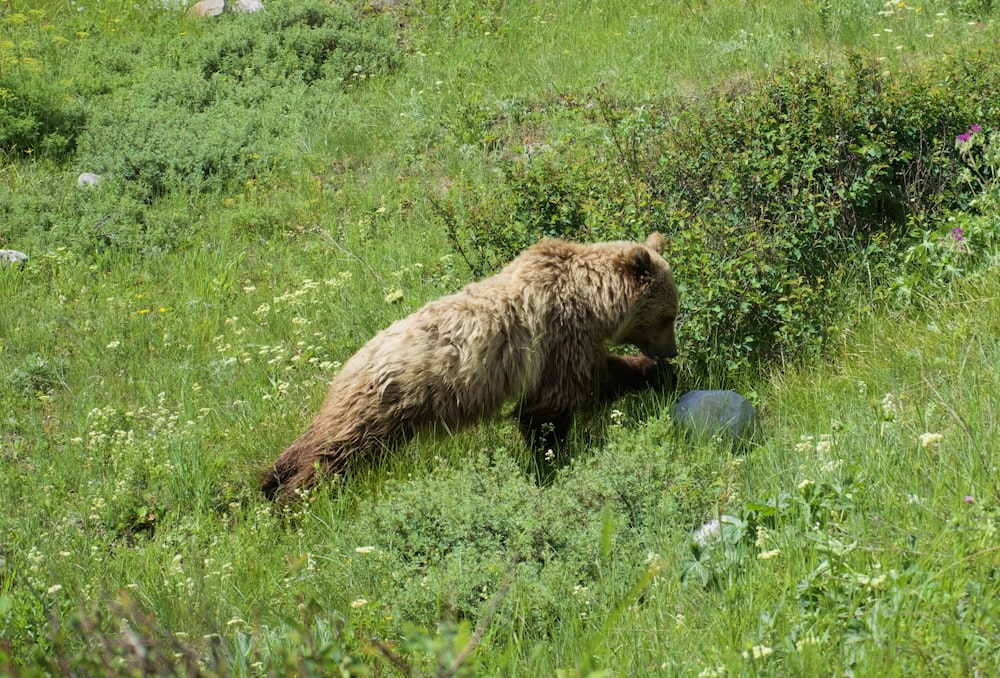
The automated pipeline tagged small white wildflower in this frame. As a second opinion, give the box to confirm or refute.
[794,435,815,454]
[351,598,368,609]
[106,340,120,349]
[919,432,943,449]
[355,546,376,554]
[226,618,246,627]
[880,393,897,420]
[697,666,726,678]
[820,458,844,472]
[795,634,819,651]
[692,519,721,547]
[757,549,780,561]
[797,478,815,492]
[610,409,625,426]
[47,584,63,595]
[742,644,773,660]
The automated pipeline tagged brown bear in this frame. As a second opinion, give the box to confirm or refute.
[261,232,679,500]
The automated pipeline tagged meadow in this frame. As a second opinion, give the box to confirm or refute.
[2,0,1000,674]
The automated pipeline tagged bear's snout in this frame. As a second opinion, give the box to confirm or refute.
[643,337,677,360]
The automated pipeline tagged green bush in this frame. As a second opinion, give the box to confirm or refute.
[77,0,401,201]
[0,75,84,160]
[6,353,66,398]
[443,53,1000,381]
[333,415,716,641]
[78,84,283,202]
[4,0,402,251]
[195,0,401,85]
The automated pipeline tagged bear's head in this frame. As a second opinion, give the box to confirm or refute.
[613,232,679,360]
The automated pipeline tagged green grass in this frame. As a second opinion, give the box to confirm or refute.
[3,0,1000,675]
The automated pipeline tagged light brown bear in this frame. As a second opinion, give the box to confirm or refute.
[261,232,679,500]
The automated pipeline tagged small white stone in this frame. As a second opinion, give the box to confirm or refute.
[77,172,101,188]
[0,250,28,267]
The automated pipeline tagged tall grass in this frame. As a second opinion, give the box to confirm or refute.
[2,0,1000,675]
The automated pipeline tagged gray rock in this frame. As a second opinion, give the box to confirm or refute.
[0,250,29,267]
[187,0,225,18]
[673,390,758,443]
[234,0,264,12]
[77,172,101,188]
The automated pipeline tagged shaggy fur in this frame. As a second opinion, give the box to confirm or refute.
[261,233,679,500]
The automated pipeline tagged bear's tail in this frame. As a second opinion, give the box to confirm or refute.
[261,427,349,501]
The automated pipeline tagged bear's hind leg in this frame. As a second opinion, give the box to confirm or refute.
[261,427,351,501]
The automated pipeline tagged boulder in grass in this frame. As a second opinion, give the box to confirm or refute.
[77,172,101,188]
[187,0,225,18]
[672,389,758,444]
[234,0,264,12]
[0,250,29,267]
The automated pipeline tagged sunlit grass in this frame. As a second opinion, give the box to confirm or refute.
[3,0,1000,674]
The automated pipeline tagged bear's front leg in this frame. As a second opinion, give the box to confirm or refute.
[599,354,676,400]
[516,371,588,452]
[517,402,575,452]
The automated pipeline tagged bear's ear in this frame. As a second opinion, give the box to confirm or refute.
[630,246,652,277]
[645,232,665,255]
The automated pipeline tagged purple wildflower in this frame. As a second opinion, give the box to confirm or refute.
[964,495,974,504]
[957,124,983,145]
[953,227,967,252]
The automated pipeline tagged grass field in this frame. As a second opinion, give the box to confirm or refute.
[3,0,1000,675]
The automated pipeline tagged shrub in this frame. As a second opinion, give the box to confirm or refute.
[195,0,401,85]
[7,353,66,398]
[443,53,1000,381]
[0,75,84,160]
[78,84,283,202]
[333,415,716,642]
[5,0,403,251]
[892,124,1000,300]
